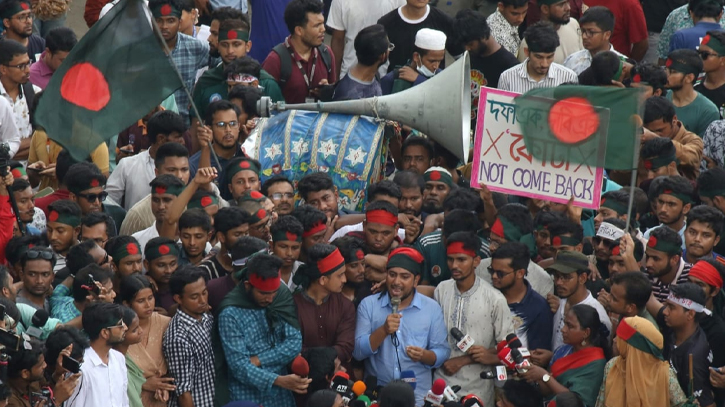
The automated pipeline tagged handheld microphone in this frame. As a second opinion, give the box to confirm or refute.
[479,370,496,379]
[350,401,367,407]
[400,370,416,390]
[505,333,522,349]
[450,327,475,353]
[443,384,460,402]
[330,371,353,404]
[496,340,508,353]
[352,381,367,397]
[290,355,309,378]
[356,395,371,407]
[423,378,446,407]
[497,346,516,370]
[461,394,485,407]
[390,296,401,314]
[514,359,531,374]
[26,309,48,339]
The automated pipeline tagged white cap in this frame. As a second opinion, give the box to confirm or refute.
[415,28,446,51]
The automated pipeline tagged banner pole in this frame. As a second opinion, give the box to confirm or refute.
[624,128,642,233]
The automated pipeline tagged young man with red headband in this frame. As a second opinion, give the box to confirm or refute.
[361,201,402,282]
[353,246,450,406]
[217,253,309,407]
[434,232,514,407]
[270,215,305,292]
[292,205,334,263]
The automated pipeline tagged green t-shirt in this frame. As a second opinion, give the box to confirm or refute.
[666,91,720,137]
[415,230,491,286]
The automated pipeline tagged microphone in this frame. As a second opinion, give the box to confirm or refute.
[450,327,475,353]
[355,395,371,407]
[505,334,522,349]
[330,371,353,404]
[443,385,460,402]
[423,378,446,407]
[461,394,485,407]
[352,381,367,397]
[496,340,508,353]
[363,375,378,401]
[390,296,401,314]
[479,370,496,379]
[400,370,416,390]
[497,346,516,370]
[26,309,48,338]
[290,355,309,378]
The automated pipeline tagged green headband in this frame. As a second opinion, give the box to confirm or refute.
[145,242,180,261]
[698,187,725,199]
[218,29,250,42]
[238,190,267,204]
[0,1,30,19]
[152,184,184,197]
[423,168,453,188]
[551,234,581,247]
[226,158,261,185]
[248,207,269,224]
[642,152,676,171]
[68,176,105,195]
[111,242,141,262]
[600,198,628,216]
[646,235,681,255]
[151,3,181,18]
[617,318,664,360]
[491,216,524,243]
[187,194,219,210]
[272,229,302,243]
[665,58,700,76]
[47,210,81,227]
[659,188,692,205]
[612,57,626,82]
[701,34,725,56]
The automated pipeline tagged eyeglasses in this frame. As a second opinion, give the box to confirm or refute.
[12,13,33,21]
[25,249,54,260]
[98,252,110,266]
[3,62,30,71]
[77,191,108,203]
[388,42,395,52]
[271,192,294,201]
[252,219,272,233]
[699,50,719,60]
[581,29,603,38]
[214,120,239,129]
[487,266,515,279]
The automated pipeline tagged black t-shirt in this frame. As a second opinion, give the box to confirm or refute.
[378,6,463,73]
[662,323,716,407]
[701,314,725,405]
[27,34,45,63]
[469,46,519,91]
[695,81,725,118]
[642,0,688,33]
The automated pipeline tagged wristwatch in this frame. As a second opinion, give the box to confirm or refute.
[542,374,551,383]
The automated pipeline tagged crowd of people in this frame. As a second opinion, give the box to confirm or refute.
[0,0,725,406]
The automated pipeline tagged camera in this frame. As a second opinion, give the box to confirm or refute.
[30,388,51,407]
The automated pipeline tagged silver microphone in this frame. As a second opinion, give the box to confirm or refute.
[390,296,401,314]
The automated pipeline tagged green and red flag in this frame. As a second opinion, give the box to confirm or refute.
[35,0,182,161]
[514,86,644,170]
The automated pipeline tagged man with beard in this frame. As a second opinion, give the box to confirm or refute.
[564,7,624,75]
[400,137,433,175]
[380,28,443,95]
[333,236,370,307]
[698,168,725,256]
[206,7,244,64]
[224,157,262,202]
[664,49,719,137]
[217,254,309,407]
[517,0,582,64]
[353,246,450,406]
[199,207,251,280]
[293,244,355,377]
[17,246,54,312]
[455,9,518,94]
[532,210,568,262]
[422,167,454,216]
[486,0,528,55]
[605,236,644,279]
[644,175,694,249]
[360,201,401,281]
[11,178,43,235]
[0,0,44,63]
[435,232,514,407]
[131,174,186,252]
[46,200,81,272]
[81,212,117,249]
[263,176,295,216]
[683,205,724,265]
[271,216,305,291]
[105,237,144,287]
[598,271,656,328]
[394,169,424,223]
[593,190,633,235]
[335,24,388,100]
[65,162,126,233]
[298,172,351,222]
[645,226,691,302]
[67,303,129,407]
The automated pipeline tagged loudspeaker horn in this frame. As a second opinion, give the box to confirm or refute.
[257,52,472,162]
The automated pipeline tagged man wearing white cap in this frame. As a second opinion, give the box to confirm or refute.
[380,28,446,95]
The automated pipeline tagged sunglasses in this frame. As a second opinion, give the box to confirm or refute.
[25,249,54,260]
[487,266,515,279]
[77,191,108,203]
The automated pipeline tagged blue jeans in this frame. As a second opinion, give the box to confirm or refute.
[33,13,66,37]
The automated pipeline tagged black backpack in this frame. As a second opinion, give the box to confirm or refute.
[271,43,332,89]
[22,82,34,109]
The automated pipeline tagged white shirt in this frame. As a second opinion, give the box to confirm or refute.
[563,45,626,75]
[132,221,159,254]
[326,0,405,77]
[106,149,156,209]
[551,290,612,351]
[67,347,129,407]
[281,261,303,292]
[0,81,41,140]
[328,222,406,242]
[0,94,19,157]
[476,257,554,298]
[498,59,579,94]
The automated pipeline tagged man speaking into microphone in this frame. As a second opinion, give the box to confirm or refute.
[434,232,514,407]
[353,246,450,406]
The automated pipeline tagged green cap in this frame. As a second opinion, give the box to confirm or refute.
[545,250,589,274]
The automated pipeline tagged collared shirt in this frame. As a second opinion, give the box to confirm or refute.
[659,5,725,59]
[163,309,215,407]
[498,59,578,94]
[281,261,302,292]
[28,52,54,89]
[552,291,612,351]
[477,257,555,298]
[217,304,302,407]
[0,80,41,139]
[563,45,625,75]
[585,0,648,58]
[67,347,129,407]
[0,95,19,156]
[8,380,40,407]
[106,149,156,210]
[434,277,513,407]
[53,252,67,273]
[353,291,450,406]
[670,21,723,52]
[131,222,159,254]
[487,10,521,55]
[169,33,209,122]
[415,230,491,286]
[49,285,81,323]
[293,291,356,364]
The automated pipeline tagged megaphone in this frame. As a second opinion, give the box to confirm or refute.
[257,52,472,163]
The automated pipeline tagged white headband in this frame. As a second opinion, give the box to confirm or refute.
[666,293,712,315]
[596,222,625,241]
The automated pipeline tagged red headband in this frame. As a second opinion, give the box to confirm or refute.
[317,248,346,275]
[248,271,281,291]
[491,218,504,238]
[690,261,724,290]
[302,221,327,237]
[366,209,398,227]
[388,247,424,263]
[447,241,477,258]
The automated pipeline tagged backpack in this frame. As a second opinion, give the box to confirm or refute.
[22,82,34,109]
[272,43,332,89]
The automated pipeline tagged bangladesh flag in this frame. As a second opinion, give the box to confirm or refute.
[35,0,183,161]
[515,86,644,170]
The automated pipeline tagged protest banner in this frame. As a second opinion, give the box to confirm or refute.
[470,87,605,209]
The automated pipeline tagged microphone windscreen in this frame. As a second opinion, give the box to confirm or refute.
[352,380,367,396]
[431,378,446,395]
[497,347,515,369]
[496,340,508,352]
[31,309,49,327]
[506,333,522,349]
[400,370,416,390]
[290,355,309,377]
[450,327,464,341]
[356,395,371,407]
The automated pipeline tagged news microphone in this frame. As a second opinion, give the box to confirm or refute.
[423,378,446,407]
[356,395,371,407]
[401,370,416,390]
[330,371,353,404]
[352,380,367,397]
[290,355,309,378]
[514,359,531,374]
[505,333,522,349]
[443,385,461,402]
[497,346,516,370]
[461,394,485,407]
[25,309,48,339]
[479,370,496,379]
[496,340,508,353]
[450,327,475,353]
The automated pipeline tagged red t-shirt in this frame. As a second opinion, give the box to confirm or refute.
[262,37,337,104]
[584,0,649,56]
[35,189,70,217]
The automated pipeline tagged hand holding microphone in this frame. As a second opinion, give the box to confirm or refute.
[423,378,446,407]
[384,297,402,336]
[450,328,475,353]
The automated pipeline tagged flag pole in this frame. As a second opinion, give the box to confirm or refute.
[624,126,643,233]
[145,4,223,171]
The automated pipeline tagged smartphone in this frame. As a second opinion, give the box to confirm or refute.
[62,355,81,374]
[86,274,100,295]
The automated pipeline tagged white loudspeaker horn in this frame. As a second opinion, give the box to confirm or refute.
[257,52,472,162]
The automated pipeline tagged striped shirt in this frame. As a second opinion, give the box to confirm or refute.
[498,60,578,94]
[648,259,691,302]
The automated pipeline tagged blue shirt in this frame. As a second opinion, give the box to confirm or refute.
[247,0,292,63]
[353,291,450,405]
[669,21,724,53]
[332,74,382,101]
[218,306,302,407]
[508,281,553,351]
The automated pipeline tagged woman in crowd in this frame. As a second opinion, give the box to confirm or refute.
[114,306,146,407]
[595,316,687,407]
[522,304,609,407]
[120,274,176,406]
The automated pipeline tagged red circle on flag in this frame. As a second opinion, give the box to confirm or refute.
[160,4,172,15]
[11,169,21,178]
[552,236,562,246]
[49,211,59,222]
[61,63,111,112]
[256,209,267,219]
[159,245,170,255]
[155,186,167,194]
[126,243,139,255]
[90,179,100,187]
[548,97,599,144]
[227,30,237,40]
[240,161,251,169]
[251,191,263,199]
[285,232,297,241]
[647,237,657,248]
[20,2,28,10]
[201,196,213,207]
[429,171,441,181]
